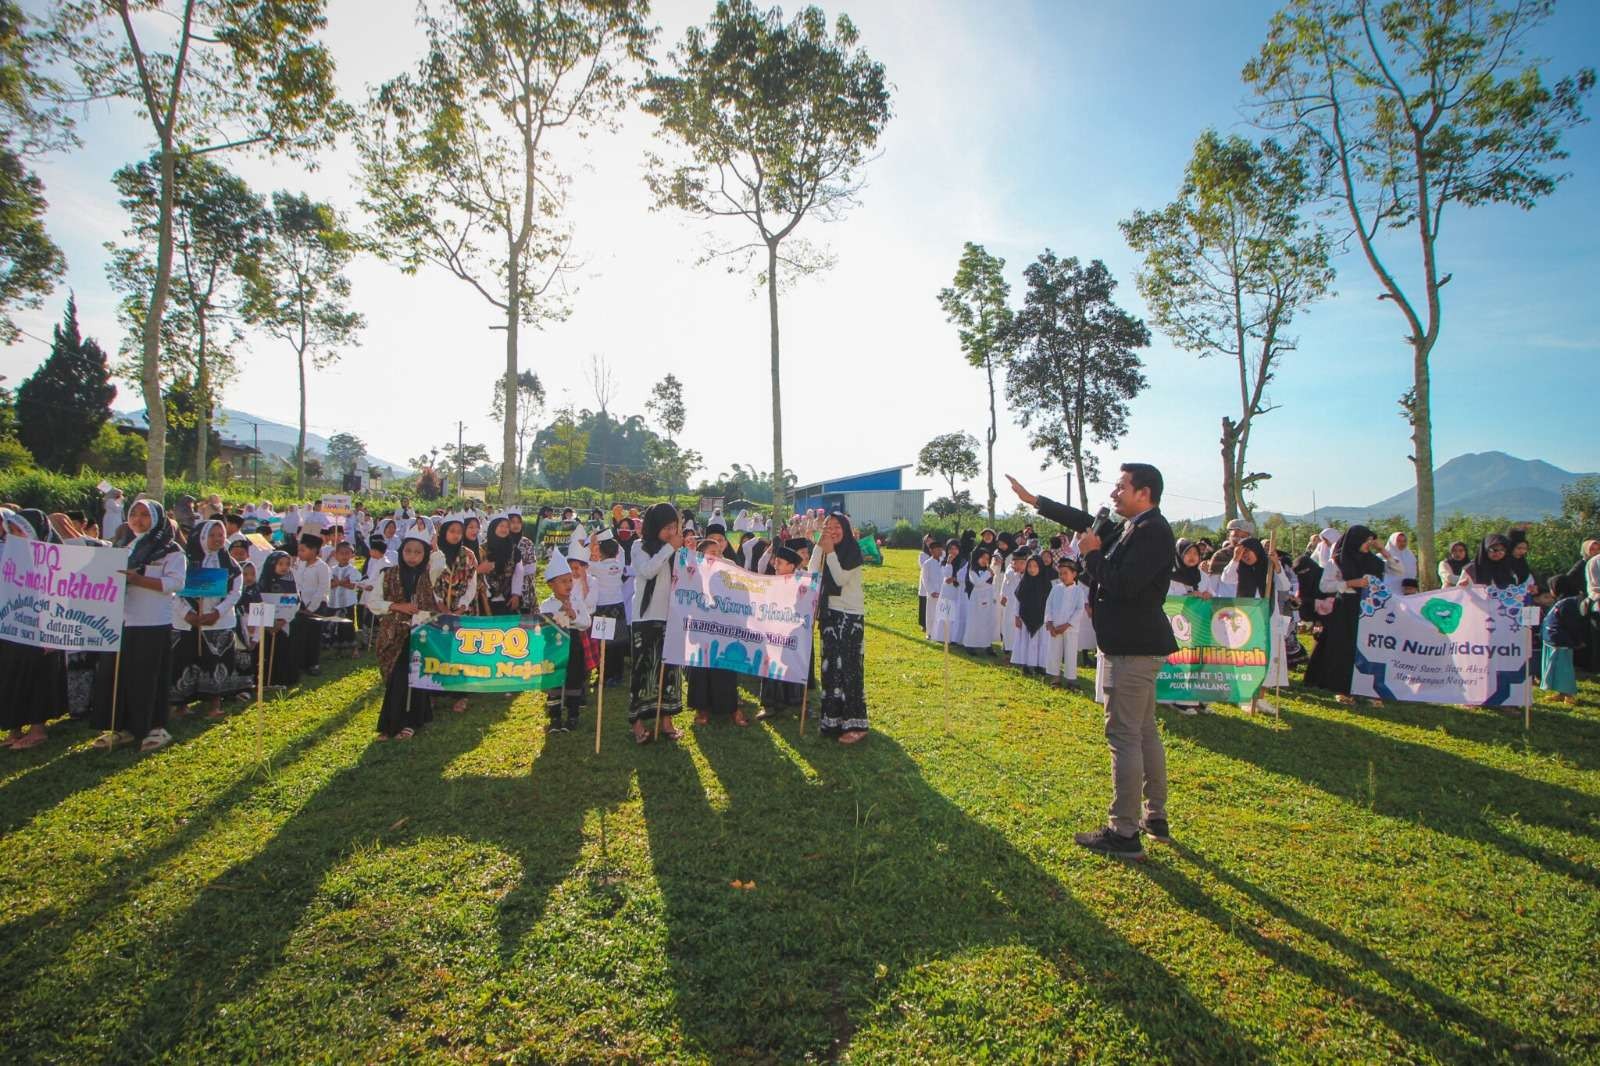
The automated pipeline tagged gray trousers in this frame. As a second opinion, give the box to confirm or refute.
[1100,654,1168,836]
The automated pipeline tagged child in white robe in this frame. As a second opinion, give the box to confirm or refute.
[917,539,943,638]
[961,547,999,654]
[1010,556,1053,675]
[1044,557,1088,686]
[998,552,1024,653]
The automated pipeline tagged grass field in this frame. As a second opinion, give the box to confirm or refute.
[1,548,1597,1063]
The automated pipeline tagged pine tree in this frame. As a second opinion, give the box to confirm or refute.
[16,295,116,471]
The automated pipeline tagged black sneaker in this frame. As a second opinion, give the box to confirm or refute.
[1073,827,1145,860]
[1140,817,1171,843]
[545,721,566,735]
[306,665,322,677]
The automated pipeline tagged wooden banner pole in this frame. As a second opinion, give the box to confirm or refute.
[255,619,267,764]
[653,658,667,740]
[107,649,123,748]
[595,641,606,755]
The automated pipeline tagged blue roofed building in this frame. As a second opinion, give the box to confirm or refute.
[790,465,926,530]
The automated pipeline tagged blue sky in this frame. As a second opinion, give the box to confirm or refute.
[5,0,1598,518]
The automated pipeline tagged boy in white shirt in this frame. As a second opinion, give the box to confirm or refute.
[588,532,628,687]
[327,541,362,658]
[292,533,332,676]
[540,550,592,735]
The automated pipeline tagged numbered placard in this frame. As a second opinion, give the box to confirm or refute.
[1521,606,1542,626]
[590,615,617,641]
[936,596,956,620]
[247,603,272,629]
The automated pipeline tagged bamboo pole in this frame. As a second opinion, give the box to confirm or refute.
[255,616,267,764]
[106,649,123,749]
[652,657,667,740]
[595,639,606,755]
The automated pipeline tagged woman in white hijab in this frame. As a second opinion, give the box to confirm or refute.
[1382,531,1419,595]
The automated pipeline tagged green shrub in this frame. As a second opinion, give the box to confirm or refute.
[0,438,34,473]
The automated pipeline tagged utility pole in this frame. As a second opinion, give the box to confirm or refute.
[454,420,466,498]
[253,421,260,493]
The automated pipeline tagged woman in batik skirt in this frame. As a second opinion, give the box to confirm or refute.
[628,502,684,744]
[810,512,868,744]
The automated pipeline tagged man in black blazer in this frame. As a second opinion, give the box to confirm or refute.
[1008,463,1177,860]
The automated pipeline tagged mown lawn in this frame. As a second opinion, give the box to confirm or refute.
[1,549,1596,1063]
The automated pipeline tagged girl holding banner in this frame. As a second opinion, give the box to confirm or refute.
[368,531,441,740]
[812,512,869,744]
[629,503,684,745]
[1305,525,1384,705]
[170,520,247,718]
[94,501,186,752]
[1,510,69,751]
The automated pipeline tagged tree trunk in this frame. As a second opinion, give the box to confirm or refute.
[194,321,209,482]
[142,142,178,497]
[501,290,519,502]
[1411,341,1436,588]
[767,241,784,526]
[984,356,997,523]
[296,345,308,497]
[1074,449,1088,513]
[1220,417,1238,523]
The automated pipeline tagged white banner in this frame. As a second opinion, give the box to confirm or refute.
[0,537,129,652]
[663,548,820,681]
[1351,584,1531,706]
[323,493,352,517]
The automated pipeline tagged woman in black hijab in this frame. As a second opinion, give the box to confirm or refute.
[1171,538,1203,593]
[815,512,868,743]
[170,519,247,718]
[1463,534,1514,588]
[1012,554,1053,677]
[1438,540,1470,587]
[1232,537,1270,599]
[629,502,684,743]
[1503,529,1535,592]
[94,500,188,750]
[248,549,302,689]
[1305,525,1383,701]
[479,515,519,613]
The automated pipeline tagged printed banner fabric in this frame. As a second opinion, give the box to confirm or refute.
[0,538,129,652]
[1156,596,1270,702]
[180,566,230,599]
[663,548,821,681]
[1351,584,1530,706]
[531,519,578,561]
[407,614,571,691]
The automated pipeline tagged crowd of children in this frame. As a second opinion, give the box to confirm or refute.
[0,494,870,754]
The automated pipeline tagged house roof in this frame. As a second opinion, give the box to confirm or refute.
[791,465,912,495]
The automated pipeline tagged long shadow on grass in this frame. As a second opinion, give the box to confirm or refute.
[1138,847,1552,1062]
[638,721,1261,1063]
[1167,707,1599,887]
[1327,692,1600,771]
[0,684,382,1059]
[77,694,637,1062]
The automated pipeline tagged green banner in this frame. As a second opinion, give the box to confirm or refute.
[858,534,882,565]
[530,519,578,561]
[1155,596,1270,702]
[407,614,571,692]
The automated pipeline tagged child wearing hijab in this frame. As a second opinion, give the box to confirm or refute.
[1,510,69,750]
[478,514,520,614]
[540,549,592,734]
[943,537,969,645]
[1221,537,1290,709]
[170,519,246,717]
[245,550,302,689]
[812,512,868,743]
[629,502,685,744]
[1306,525,1384,703]
[1382,531,1419,595]
[1044,557,1088,688]
[960,546,999,655]
[94,500,187,752]
[1010,555,1053,677]
[757,546,808,719]
[1438,541,1470,587]
[1164,538,1210,715]
[926,540,959,642]
[1540,572,1587,704]
[433,516,479,715]
[368,531,440,740]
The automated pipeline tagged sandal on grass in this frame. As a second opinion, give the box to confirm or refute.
[838,730,868,745]
[395,728,415,741]
[8,730,47,750]
[93,731,135,751]
[139,729,173,753]
[732,710,750,727]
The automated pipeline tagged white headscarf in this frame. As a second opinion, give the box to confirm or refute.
[1385,532,1418,581]
[1313,528,1338,569]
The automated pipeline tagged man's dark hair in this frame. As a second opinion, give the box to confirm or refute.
[1121,463,1164,505]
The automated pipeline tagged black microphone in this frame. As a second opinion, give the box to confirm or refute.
[1091,507,1114,539]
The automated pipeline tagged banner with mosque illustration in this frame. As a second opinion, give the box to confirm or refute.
[1156,596,1271,702]
[1350,584,1530,706]
[408,614,571,691]
[663,548,822,681]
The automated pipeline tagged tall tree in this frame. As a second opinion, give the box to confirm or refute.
[0,1,67,345]
[489,370,546,488]
[643,0,891,525]
[1121,130,1333,522]
[916,430,981,502]
[1003,253,1150,508]
[15,296,116,472]
[325,431,367,482]
[45,0,345,497]
[358,0,652,502]
[937,243,1012,523]
[238,192,365,496]
[107,152,265,479]
[540,405,589,495]
[1245,0,1593,585]
[645,372,688,501]
[162,371,222,478]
